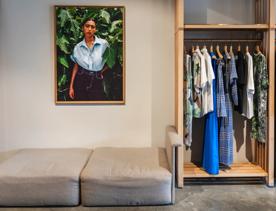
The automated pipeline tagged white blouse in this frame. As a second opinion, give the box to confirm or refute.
[242,52,254,119]
[201,48,215,115]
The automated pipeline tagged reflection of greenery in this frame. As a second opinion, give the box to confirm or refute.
[56,6,124,101]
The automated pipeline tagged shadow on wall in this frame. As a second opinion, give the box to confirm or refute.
[186,112,254,164]
[190,118,205,163]
[185,0,255,24]
[233,111,253,162]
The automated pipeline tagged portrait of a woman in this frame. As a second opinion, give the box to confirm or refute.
[55,6,125,104]
[69,18,109,101]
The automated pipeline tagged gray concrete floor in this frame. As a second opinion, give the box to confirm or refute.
[0,185,276,211]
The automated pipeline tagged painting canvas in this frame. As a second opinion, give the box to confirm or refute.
[55,6,125,104]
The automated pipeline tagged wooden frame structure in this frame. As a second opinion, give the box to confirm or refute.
[175,0,275,188]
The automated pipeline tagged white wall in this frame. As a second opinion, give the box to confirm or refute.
[0,0,175,151]
[185,0,255,24]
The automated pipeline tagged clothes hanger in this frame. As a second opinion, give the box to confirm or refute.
[201,43,207,54]
[192,45,195,53]
[229,44,234,58]
[255,44,261,54]
[209,43,217,59]
[237,44,241,52]
[224,44,227,53]
[184,46,188,55]
[245,45,249,53]
[210,44,214,53]
[224,44,231,59]
[216,44,223,59]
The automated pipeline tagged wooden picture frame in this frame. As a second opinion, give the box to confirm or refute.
[54,5,125,104]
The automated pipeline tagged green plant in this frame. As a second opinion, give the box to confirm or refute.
[55,6,124,101]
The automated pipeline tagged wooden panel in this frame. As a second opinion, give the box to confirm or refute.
[175,30,183,188]
[262,0,264,23]
[183,24,269,30]
[184,162,268,178]
[256,142,259,165]
[175,0,183,31]
[175,30,184,139]
[261,143,265,169]
[260,143,263,167]
[265,140,268,172]
[262,144,265,169]
[255,0,259,23]
[266,0,275,187]
[175,0,184,188]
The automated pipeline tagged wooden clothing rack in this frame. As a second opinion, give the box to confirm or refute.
[174,0,275,188]
[184,39,262,42]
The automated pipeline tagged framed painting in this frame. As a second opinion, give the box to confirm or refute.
[55,5,125,104]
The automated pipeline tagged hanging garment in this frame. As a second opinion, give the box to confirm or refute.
[192,49,207,118]
[216,61,227,118]
[242,52,255,119]
[219,91,234,166]
[218,55,238,166]
[202,51,219,175]
[234,51,246,114]
[192,51,201,117]
[184,54,193,147]
[229,56,239,107]
[201,48,215,115]
[251,52,268,143]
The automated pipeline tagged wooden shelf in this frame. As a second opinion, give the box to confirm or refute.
[174,0,275,188]
[184,162,268,178]
[182,24,269,30]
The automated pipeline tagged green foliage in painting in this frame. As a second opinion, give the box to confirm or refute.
[56,6,124,101]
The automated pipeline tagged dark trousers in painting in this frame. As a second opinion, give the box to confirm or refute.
[74,67,106,101]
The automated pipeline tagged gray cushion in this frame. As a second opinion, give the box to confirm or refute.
[0,148,91,206]
[81,147,172,206]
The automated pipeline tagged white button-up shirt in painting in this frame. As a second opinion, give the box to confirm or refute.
[71,36,109,72]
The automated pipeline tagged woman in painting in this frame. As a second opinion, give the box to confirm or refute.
[69,18,109,101]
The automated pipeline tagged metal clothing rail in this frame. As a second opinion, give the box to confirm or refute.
[184,39,262,42]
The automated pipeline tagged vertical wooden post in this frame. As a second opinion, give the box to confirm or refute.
[255,0,260,166]
[175,0,184,188]
[266,0,275,187]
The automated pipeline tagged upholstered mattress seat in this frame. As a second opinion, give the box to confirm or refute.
[0,148,91,206]
[81,147,172,206]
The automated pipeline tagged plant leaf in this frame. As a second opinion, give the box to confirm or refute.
[58,56,69,68]
[103,46,116,68]
[58,74,67,87]
[56,35,70,54]
[100,10,110,24]
[58,9,70,27]
[118,46,123,65]
[70,19,81,39]
[110,20,122,33]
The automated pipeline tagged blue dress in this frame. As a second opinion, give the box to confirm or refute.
[202,52,219,175]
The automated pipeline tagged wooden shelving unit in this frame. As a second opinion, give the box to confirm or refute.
[184,163,268,178]
[175,0,275,188]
